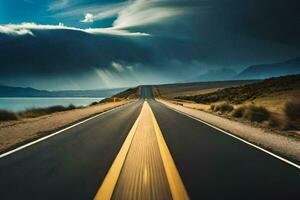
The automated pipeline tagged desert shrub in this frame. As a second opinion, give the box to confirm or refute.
[67,104,76,109]
[210,104,215,111]
[244,105,270,122]
[232,106,246,118]
[284,120,300,130]
[18,104,76,118]
[268,115,281,128]
[90,101,100,106]
[0,110,18,121]
[283,99,300,130]
[284,99,300,121]
[213,102,234,113]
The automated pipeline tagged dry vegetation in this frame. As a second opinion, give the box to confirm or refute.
[284,98,300,130]
[177,75,300,104]
[0,110,18,121]
[207,99,300,132]
[157,75,300,132]
[112,86,140,99]
[0,105,77,121]
[154,80,257,99]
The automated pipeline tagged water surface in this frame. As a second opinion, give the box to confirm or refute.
[0,97,104,112]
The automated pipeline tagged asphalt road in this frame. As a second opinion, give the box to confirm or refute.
[146,86,300,199]
[0,100,143,200]
[0,86,299,200]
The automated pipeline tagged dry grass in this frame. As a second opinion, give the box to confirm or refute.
[0,110,18,121]
[155,80,257,99]
[284,99,300,121]
[18,105,76,118]
[112,86,140,99]
[231,106,246,118]
[168,100,210,111]
[246,90,300,114]
[177,75,300,104]
[168,88,221,99]
[284,98,300,130]
[243,105,271,123]
[0,105,77,121]
[211,102,234,113]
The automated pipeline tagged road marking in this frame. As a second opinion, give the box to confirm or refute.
[0,101,135,159]
[93,104,142,200]
[94,101,189,199]
[161,102,300,170]
[149,103,190,200]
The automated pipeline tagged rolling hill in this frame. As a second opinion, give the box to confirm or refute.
[236,57,300,80]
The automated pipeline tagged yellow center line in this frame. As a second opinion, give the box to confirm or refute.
[93,101,189,200]
[93,105,143,200]
[148,102,190,200]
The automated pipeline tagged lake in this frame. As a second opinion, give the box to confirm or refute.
[0,97,105,112]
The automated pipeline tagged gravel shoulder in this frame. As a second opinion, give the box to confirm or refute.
[158,99,300,164]
[0,100,130,154]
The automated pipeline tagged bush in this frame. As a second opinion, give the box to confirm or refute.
[90,101,100,106]
[244,105,270,122]
[210,104,215,111]
[232,106,246,118]
[284,99,300,121]
[0,110,18,121]
[283,99,300,130]
[268,115,281,128]
[213,102,234,113]
[18,104,76,118]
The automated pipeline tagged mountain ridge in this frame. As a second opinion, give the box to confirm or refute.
[0,85,126,97]
[236,57,300,79]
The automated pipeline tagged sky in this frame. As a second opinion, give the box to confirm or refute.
[0,0,300,90]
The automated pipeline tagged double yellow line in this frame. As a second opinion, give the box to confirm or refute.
[94,101,189,200]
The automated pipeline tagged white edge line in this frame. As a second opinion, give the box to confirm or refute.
[0,101,136,159]
[160,102,300,170]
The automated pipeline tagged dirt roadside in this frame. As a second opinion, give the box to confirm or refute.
[0,100,131,154]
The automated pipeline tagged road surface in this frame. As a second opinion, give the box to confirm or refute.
[0,86,299,199]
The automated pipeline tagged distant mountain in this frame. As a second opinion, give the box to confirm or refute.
[0,85,51,97]
[236,57,300,80]
[188,68,237,82]
[0,85,126,97]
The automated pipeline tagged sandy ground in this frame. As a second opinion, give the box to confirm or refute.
[159,88,221,99]
[0,101,130,153]
[158,99,300,163]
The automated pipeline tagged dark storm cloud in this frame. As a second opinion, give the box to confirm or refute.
[0,28,203,75]
[0,0,299,89]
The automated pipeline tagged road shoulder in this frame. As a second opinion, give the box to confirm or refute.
[158,99,300,164]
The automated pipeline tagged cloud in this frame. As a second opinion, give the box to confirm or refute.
[1,0,300,89]
[82,5,126,23]
[81,13,94,23]
[0,23,149,37]
[112,0,189,29]
[0,25,34,36]
[111,62,124,72]
[48,0,70,11]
